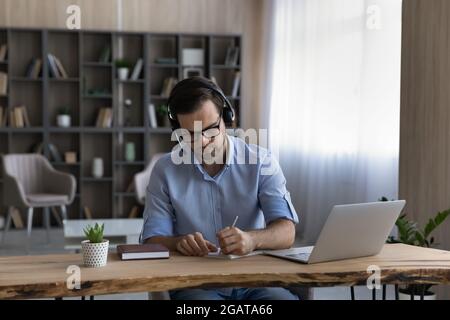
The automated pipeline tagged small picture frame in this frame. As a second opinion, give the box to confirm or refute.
[183,67,204,79]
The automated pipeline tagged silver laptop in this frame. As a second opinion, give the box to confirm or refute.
[265,200,406,264]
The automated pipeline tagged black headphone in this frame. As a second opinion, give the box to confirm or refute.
[166,76,235,131]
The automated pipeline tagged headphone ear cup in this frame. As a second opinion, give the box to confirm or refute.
[222,107,234,125]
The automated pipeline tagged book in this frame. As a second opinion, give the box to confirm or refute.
[225,46,239,66]
[148,103,157,128]
[48,143,62,162]
[19,105,30,127]
[14,106,24,128]
[11,208,24,229]
[98,45,111,63]
[47,54,60,78]
[0,44,7,61]
[95,107,113,128]
[160,77,177,97]
[83,206,93,220]
[127,205,139,219]
[130,58,143,80]
[0,71,7,95]
[155,57,177,64]
[53,55,69,78]
[231,71,241,97]
[0,106,4,127]
[117,244,170,260]
[32,59,42,79]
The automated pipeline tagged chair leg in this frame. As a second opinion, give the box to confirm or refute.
[26,207,34,239]
[1,207,14,245]
[60,205,68,222]
[44,207,51,243]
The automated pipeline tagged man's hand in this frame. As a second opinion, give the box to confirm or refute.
[176,232,218,256]
[217,227,256,256]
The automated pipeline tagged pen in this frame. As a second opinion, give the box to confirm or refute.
[216,216,239,255]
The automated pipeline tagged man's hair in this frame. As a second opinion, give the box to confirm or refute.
[168,76,224,116]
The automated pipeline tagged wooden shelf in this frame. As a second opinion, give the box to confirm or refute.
[114,161,146,166]
[49,78,79,82]
[10,77,42,82]
[0,27,241,220]
[83,62,112,67]
[81,177,113,182]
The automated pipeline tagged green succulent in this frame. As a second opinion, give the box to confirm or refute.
[115,59,131,69]
[83,223,105,243]
[380,196,450,295]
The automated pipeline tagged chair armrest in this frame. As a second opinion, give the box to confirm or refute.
[43,166,77,203]
[3,172,29,207]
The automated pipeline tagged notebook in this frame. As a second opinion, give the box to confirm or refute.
[117,244,170,260]
[206,250,265,260]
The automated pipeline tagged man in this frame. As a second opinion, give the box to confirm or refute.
[141,76,299,300]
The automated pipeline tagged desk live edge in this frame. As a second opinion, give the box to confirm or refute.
[1,244,450,299]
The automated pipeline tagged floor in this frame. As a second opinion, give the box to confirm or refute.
[0,228,397,300]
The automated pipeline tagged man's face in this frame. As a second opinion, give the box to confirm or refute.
[177,100,226,164]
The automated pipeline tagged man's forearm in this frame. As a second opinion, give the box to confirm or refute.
[248,219,295,250]
[145,235,183,251]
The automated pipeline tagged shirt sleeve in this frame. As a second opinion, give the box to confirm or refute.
[140,160,176,243]
[258,150,299,225]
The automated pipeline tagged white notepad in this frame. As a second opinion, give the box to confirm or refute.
[206,250,265,259]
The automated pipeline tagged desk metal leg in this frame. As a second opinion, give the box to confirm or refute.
[382,284,386,300]
[90,296,94,300]
[55,297,62,300]
[395,284,399,300]
[420,285,425,300]
[350,286,355,300]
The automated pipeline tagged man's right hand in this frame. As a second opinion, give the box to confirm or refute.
[176,232,218,256]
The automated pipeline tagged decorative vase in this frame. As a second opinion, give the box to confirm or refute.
[92,158,104,178]
[125,142,136,162]
[81,240,109,267]
[57,114,71,128]
[118,68,129,80]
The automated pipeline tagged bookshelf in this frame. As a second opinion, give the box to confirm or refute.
[0,27,242,225]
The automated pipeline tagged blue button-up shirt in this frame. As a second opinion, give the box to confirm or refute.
[141,135,299,245]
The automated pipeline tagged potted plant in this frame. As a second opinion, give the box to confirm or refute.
[115,59,131,80]
[156,104,169,127]
[56,106,71,127]
[81,223,109,268]
[380,197,450,299]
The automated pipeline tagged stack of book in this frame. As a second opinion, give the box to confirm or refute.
[0,71,8,95]
[9,105,30,128]
[160,77,177,97]
[0,106,7,127]
[130,58,143,80]
[96,107,113,128]
[231,71,241,97]
[47,53,69,78]
[26,58,42,79]
[0,44,7,61]
[155,57,177,64]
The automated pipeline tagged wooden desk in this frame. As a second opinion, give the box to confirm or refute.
[1,244,450,299]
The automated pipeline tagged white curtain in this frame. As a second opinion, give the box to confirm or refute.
[262,0,403,244]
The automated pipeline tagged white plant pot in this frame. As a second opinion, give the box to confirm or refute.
[57,114,71,128]
[81,240,109,268]
[118,68,129,80]
[398,291,437,300]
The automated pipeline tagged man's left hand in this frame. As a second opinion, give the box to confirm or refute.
[217,227,256,255]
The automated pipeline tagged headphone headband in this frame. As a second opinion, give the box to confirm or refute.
[166,77,235,130]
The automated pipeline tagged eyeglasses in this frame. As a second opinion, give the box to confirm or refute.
[184,112,222,143]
